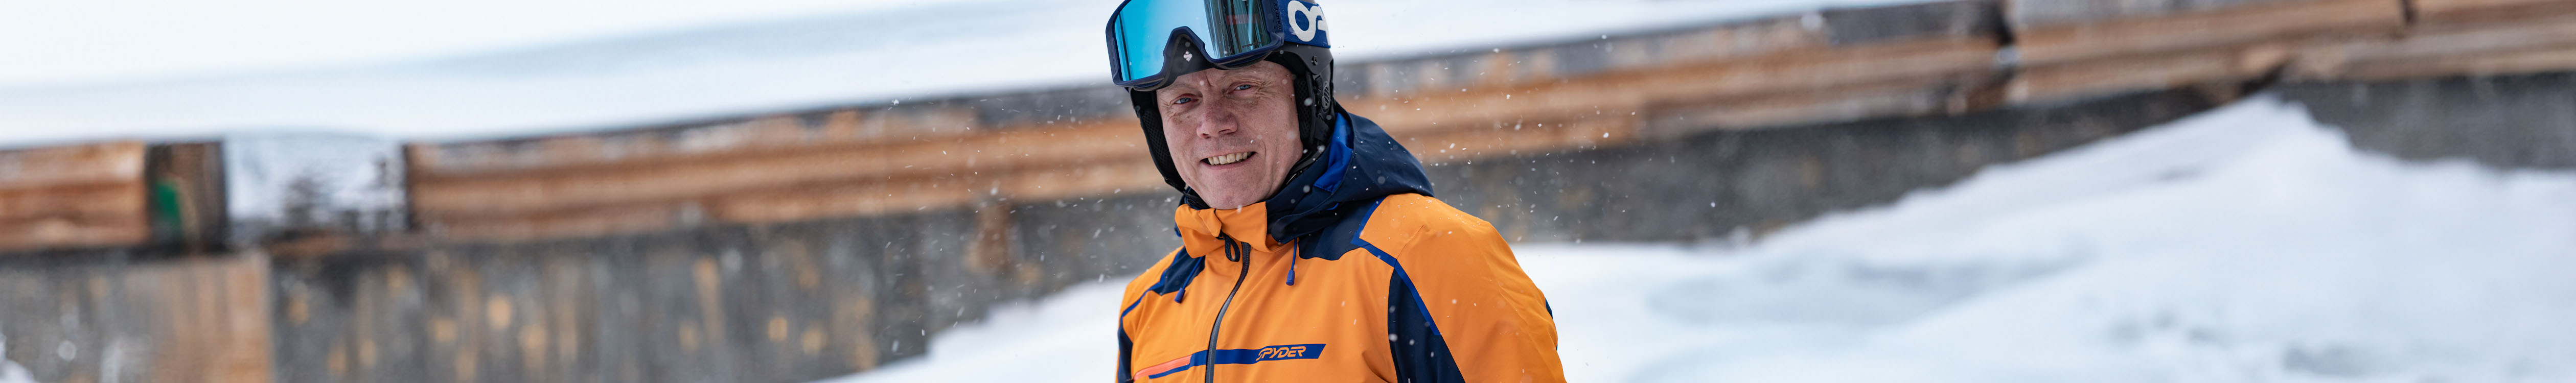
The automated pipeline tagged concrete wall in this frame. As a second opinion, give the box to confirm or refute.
[258,195,1187,382]
[2284,72,2576,170]
[0,253,271,383]
[268,213,964,382]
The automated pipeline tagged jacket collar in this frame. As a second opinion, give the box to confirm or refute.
[1175,202,1287,255]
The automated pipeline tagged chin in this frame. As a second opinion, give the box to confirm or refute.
[1189,168,1290,209]
[1204,195,1259,210]
[1200,185,1273,210]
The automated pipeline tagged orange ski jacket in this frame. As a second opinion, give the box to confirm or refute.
[1116,112,1565,382]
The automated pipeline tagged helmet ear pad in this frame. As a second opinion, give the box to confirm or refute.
[1267,43,1339,161]
[1130,43,1340,209]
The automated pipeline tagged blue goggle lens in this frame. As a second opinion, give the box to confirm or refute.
[1109,0,1278,86]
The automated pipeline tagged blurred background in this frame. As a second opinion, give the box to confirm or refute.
[3,0,2574,382]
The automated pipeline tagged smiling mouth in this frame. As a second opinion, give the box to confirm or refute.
[1203,152,1253,165]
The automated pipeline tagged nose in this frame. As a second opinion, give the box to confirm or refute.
[1192,101,1239,138]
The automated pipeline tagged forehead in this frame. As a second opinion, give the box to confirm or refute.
[1159,62,1291,92]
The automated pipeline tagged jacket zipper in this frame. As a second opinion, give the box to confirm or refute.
[1205,235,1251,382]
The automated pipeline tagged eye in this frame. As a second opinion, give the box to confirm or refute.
[1233,84,1255,91]
[1171,97,1195,105]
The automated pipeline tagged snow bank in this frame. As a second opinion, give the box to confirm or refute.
[1616,95,2576,382]
[0,0,1927,146]
[814,94,2576,382]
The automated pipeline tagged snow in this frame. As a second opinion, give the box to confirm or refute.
[0,0,938,88]
[0,0,1928,146]
[0,331,31,383]
[814,95,2576,382]
[820,282,1130,383]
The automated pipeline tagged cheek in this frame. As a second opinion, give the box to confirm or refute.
[1160,115,1192,146]
[1261,95,1301,148]
[1160,124,1197,173]
[1258,104,1303,168]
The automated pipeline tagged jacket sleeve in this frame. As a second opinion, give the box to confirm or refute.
[1374,218,1566,383]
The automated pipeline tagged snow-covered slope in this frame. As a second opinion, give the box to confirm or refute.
[0,0,1925,146]
[814,95,2576,382]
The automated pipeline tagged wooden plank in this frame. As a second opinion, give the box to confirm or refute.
[995,160,1166,203]
[0,215,149,251]
[2291,14,2576,80]
[0,141,149,250]
[1350,37,1999,138]
[2353,15,2576,60]
[457,162,1128,240]
[1651,17,1828,64]
[409,107,976,177]
[2331,43,2576,81]
[1325,1,1995,100]
[1644,75,1988,136]
[409,118,1147,218]
[705,174,990,225]
[421,201,683,243]
[0,141,146,192]
[2013,0,2404,67]
[1401,116,1639,165]
[2412,0,2576,25]
[1343,15,1831,98]
[700,118,1635,229]
[140,253,275,383]
[436,113,1644,242]
[0,182,146,222]
[708,160,1162,227]
[2008,43,2296,103]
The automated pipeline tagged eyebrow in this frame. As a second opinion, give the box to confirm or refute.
[1163,70,1277,97]
[1224,70,1282,84]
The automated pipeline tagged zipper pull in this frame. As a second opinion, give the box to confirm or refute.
[1285,245,1299,286]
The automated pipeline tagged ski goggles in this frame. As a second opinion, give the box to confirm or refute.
[1105,0,1332,90]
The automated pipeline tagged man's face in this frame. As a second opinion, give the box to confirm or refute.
[1156,61,1303,210]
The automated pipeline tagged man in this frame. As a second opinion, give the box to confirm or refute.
[1103,1,1565,381]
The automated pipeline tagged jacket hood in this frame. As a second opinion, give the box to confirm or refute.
[1172,110,1431,248]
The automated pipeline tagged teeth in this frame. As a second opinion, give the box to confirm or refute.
[1205,152,1250,165]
